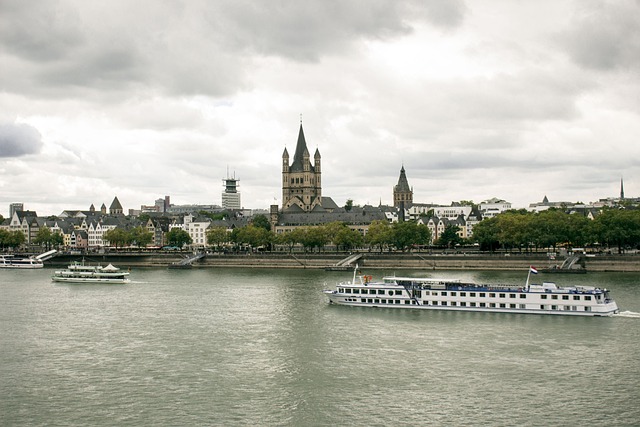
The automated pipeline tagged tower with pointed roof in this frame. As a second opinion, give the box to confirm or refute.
[109,196,123,215]
[393,166,413,208]
[282,123,322,212]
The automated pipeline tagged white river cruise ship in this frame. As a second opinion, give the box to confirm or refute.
[323,267,619,317]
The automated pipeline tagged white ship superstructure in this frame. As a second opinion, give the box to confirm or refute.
[323,267,619,317]
[52,261,130,284]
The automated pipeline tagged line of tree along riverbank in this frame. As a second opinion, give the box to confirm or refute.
[43,252,640,272]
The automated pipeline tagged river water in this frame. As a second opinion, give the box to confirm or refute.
[1,267,639,426]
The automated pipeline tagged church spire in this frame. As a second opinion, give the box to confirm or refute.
[393,165,413,209]
[290,123,311,172]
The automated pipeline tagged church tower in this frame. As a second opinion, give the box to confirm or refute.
[393,165,413,208]
[282,123,322,211]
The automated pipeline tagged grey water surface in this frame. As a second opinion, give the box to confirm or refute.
[1,267,639,426]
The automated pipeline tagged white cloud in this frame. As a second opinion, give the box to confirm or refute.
[0,0,638,215]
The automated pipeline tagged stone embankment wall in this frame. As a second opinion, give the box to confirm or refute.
[45,252,640,272]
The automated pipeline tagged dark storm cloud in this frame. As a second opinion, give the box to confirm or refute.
[0,123,43,157]
[0,0,467,99]
[561,0,640,71]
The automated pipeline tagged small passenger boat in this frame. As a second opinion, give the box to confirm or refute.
[0,254,44,269]
[323,266,619,317]
[52,260,130,284]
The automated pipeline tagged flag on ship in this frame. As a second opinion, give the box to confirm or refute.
[530,266,538,274]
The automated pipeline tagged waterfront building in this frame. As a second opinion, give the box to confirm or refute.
[9,210,40,244]
[282,123,322,212]
[393,166,413,210]
[109,197,123,216]
[222,172,241,210]
[432,206,473,221]
[9,203,23,218]
[70,229,88,250]
[166,204,223,214]
[407,203,437,221]
[273,205,387,236]
[479,198,512,218]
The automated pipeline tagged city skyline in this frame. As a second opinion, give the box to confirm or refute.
[1,1,638,215]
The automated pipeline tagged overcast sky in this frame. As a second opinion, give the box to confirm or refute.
[1,0,639,217]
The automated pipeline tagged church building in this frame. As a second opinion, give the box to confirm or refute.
[393,166,413,208]
[281,123,322,212]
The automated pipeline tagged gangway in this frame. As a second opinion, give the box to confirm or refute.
[326,253,362,271]
[35,249,57,261]
[169,252,206,269]
[560,255,581,270]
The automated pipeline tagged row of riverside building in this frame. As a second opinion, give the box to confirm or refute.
[2,122,635,251]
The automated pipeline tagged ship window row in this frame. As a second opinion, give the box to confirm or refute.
[340,288,403,296]
[424,301,590,311]
[432,291,525,299]
[358,298,409,304]
[540,305,590,311]
[540,294,590,301]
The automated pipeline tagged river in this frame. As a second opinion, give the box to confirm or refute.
[1,267,639,426]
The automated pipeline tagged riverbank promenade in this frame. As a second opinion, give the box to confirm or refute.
[43,251,640,272]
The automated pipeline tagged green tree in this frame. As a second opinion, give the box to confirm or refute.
[103,228,131,249]
[365,220,392,252]
[592,209,640,253]
[206,226,230,249]
[436,224,463,248]
[391,221,430,251]
[302,226,329,252]
[275,230,298,252]
[324,221,348,251]
[51,232,64,249]
[0,230,26,249]
[251,214,271,231]
[34,227,53,249]
[496,210,533,252]
[472,217,500,251]
[233,225,273,249]
[129,226,153,248]
[166,228,192,248]
[333,227,363,251]
[344,199,354,212]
